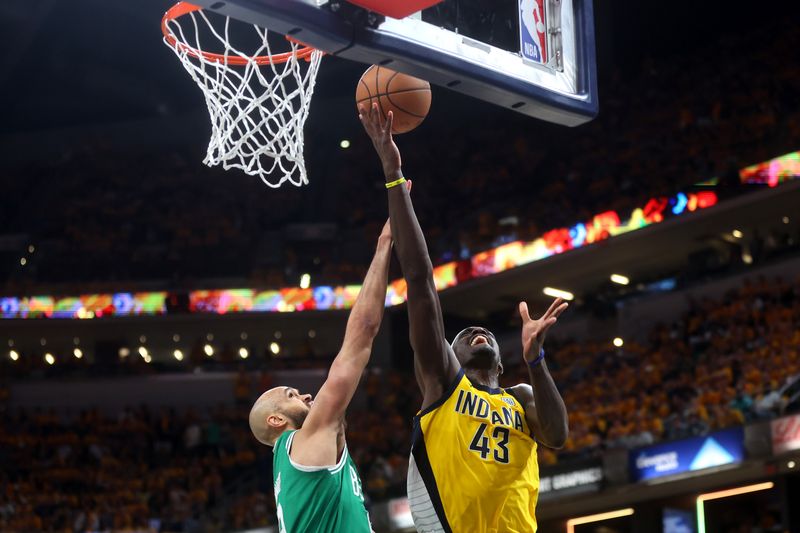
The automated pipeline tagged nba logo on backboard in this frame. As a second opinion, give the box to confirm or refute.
[520,0,548,65]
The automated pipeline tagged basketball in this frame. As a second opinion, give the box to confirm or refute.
[355,65,431,134]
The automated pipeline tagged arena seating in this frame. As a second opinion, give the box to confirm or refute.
[2,273,798,530]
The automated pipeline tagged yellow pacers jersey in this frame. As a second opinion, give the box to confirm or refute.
[408,369,539,533]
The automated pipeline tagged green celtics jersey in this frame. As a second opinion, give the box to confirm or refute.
[273,430,372,533]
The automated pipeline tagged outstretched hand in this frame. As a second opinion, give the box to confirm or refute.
[358,102,403,180]
[518,298,569,362]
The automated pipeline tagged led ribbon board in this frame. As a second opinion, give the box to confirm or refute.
[1,189,716,319]
[739,150,800,187]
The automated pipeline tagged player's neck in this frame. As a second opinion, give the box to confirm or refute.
[464,367,500,389]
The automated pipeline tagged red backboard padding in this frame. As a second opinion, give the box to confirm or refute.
[345,0,443,20]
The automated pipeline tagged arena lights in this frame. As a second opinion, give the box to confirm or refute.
[9,349,19,361]
[28,245,34,254]
[73,348,83,359]
[204,344,214,357]
[339,139,351,149]
[240,332,248,340]
[119,347,130,358]
[173,349,184,361]
[731,229,743,239]
[543,287,574,301]
[308,329,316,338]
[239,347,249,359]
[270,342,281,355]
[138,346,148,358]
[566,508,634,533]
[610,274,630,285]
[783,216,790,224]
[44,353,55,365]
[20,257,27,266]
[173,334,180,342]
[613,337,624,347]
[696,482,774,533]
[143,354,152,364]
[788,460,796,469]
[300,273,311,290]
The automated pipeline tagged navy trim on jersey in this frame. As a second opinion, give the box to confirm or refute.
[469,380,504,395]
[411,422,453,533]
[417,368,465,418]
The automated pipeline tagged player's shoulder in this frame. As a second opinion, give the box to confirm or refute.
[505,383,534,405]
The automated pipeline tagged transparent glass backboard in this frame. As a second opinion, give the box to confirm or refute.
[180,0,598,126]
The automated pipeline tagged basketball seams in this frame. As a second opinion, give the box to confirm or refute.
[374,66,388,122]
[356,65,431,133]
[385,69,427,119]
[357,79,373,110]
[385,91,428,119]
[355,87,432,104]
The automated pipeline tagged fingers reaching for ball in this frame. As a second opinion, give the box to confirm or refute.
[355,65,431,134]
[358,102,404,179]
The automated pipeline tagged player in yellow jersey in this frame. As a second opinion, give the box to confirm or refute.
[360,103,569,533]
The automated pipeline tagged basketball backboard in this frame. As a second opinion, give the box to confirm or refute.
[180,0,598,126]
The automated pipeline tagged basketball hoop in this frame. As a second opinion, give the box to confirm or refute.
[161,2,323,187]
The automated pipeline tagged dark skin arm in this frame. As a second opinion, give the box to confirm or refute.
[359,103,460,410]
[509,298,570,448]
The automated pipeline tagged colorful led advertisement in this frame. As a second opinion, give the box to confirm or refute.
[629,427,745,482]
[739,150,800,187]
[188,286,367,314]
[21,145,800,320]
[1,293,166,319]
[1,188,718,318]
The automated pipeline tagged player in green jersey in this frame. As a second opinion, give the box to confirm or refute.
[249,220,394,533]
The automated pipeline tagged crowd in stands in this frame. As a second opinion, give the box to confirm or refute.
[0,403,266,532]
[2,16,798,295]
[513,274,800,466]
[2,273,798,530]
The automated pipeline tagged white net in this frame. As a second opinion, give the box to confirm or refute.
[163,5,323,187]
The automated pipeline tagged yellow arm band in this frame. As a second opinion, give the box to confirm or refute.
[385,176,407,189]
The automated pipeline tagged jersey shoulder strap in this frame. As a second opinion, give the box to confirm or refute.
[417,368,467,418]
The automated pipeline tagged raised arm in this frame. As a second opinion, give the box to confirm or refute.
[293,222,392,461]
[510,298,570,449]
[359,103,460,409]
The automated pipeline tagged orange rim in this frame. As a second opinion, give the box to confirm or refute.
[161,2,317,65]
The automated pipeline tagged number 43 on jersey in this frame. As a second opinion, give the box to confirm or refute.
[469,423,510,463]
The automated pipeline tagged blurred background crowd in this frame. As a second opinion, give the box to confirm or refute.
[3,273,799,531]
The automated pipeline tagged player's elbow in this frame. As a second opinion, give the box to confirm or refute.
[404,262,433,284]
[542,424,569,449]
